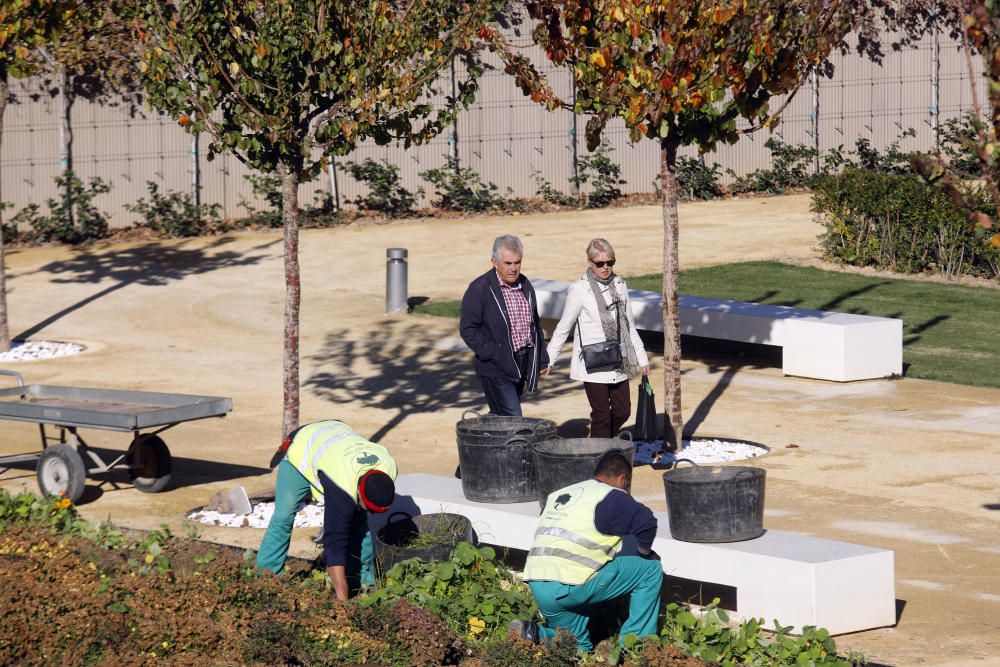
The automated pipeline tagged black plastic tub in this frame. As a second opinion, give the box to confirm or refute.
[456,411,557,503]
[373,512,475,575]
[662,465,766,543]
[533,437,633,508]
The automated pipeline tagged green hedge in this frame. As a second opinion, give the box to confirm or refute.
[813,168,999,280]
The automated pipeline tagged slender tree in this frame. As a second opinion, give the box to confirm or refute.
[137,0,502,436]
[38,1,141,227]
[495,1,861,450]
[0,0,78,351]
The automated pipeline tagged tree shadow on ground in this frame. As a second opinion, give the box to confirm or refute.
[13,237,277,340]
[305,320,582,442]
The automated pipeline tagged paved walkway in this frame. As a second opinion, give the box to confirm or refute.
[0,194,997,665]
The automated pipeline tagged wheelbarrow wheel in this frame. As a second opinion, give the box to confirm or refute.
[127,435,172,493]
[37,444,87,503]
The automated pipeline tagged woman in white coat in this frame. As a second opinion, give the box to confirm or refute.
[545,238,649,438]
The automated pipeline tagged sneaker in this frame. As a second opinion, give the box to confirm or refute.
[507,619,541,644]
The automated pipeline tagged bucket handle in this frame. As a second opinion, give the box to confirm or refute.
[618,430,633,442]
[461,410,483,421]
[503,434,532,448]
[661,458,698,471]
[383,511,414,527]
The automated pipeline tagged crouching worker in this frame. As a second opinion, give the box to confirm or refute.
[256,420,397,601]
[510,452,662,652]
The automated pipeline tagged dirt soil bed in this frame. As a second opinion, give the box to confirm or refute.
[0,194,997,666]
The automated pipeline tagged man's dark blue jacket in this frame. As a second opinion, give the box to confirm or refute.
[460,269,549,393]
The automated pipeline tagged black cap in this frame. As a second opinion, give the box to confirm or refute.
[358,470,395,512]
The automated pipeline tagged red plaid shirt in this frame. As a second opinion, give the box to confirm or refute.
[497,273,533,351]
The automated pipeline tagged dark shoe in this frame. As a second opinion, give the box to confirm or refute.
[455,464,461,479]
[507,619,541,644]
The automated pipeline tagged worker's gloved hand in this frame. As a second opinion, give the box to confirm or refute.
[638,548,661,561]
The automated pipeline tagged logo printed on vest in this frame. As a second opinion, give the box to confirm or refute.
[355,453,379,468]
[550,485,584,511]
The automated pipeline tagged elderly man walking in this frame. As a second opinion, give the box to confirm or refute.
[460,234,549,416]
[509,452,662,653]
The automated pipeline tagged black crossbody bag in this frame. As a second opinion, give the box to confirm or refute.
[577,298,622,373]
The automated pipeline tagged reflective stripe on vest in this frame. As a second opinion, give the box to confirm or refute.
[286,420,397,502]
[522,479,622,585]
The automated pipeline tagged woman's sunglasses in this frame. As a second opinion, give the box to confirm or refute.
[592,259,616,268]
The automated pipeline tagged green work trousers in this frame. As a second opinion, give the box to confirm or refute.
[528,556,663,652]
[255,458,375,591]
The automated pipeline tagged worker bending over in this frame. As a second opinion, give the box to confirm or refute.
[257,419,397,600]
[511,451,662,652]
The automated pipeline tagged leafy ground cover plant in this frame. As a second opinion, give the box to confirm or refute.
[420,155,518,213]
[571,143,626,208]
[729,138,819,195]
[343,158,422,217]
[9,170,110,244]
[360,541,539,643]
[125,181,222,237]
[0,488,867,666]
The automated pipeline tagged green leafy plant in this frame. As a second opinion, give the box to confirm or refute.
[729,138,819,195]
[938,112,983,179]
[420,155,511,213]
[239,172,284,228]
[813,168,997,279]
[13,170,110,244]
[659,156,724,201]
[343,158,422,217]
[532,168,577,206]
[125,181,222,237]
[571,142,626,208]
[656,599,852,666]
[359,541,538,643]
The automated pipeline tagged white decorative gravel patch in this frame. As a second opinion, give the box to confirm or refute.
[634,438,768,466]
[0,340,85,361]
[187,499,324,528]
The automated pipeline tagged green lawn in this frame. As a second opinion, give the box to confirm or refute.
[411,262,1000,388]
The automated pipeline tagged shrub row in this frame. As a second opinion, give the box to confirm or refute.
[813,168,1000,279]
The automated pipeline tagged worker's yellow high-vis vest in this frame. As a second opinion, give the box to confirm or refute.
[286,420,397,502]
[523,479,622,585]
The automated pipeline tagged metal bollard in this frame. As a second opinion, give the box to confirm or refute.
[385,248,408,314]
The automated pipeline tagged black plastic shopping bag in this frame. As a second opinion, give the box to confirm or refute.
[634,375,658,441]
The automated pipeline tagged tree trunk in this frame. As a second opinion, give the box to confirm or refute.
[279,164,301,437]
[660,138,683,452]
[59,66,74,228]
[0,68,11,352]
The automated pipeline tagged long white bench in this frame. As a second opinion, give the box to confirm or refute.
[532,278,903,382]
[380,474,897,636]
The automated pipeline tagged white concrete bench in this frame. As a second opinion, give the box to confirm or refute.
[384,474,897,636]
[532,278,903,382]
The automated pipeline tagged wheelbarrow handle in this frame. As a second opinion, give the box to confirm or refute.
[0,370,24,387]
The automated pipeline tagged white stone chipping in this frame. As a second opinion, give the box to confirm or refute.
[187,498,325,528]
[633,437,768,466]
[0,340,85,361]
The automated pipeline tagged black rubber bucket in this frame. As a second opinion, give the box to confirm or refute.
[533,436,634,508]
[373,512,476,575]
[456,411,557,503]
[662,464,766,543]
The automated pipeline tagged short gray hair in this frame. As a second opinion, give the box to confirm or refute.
[586,238,615,261]
[492,235,524,260]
